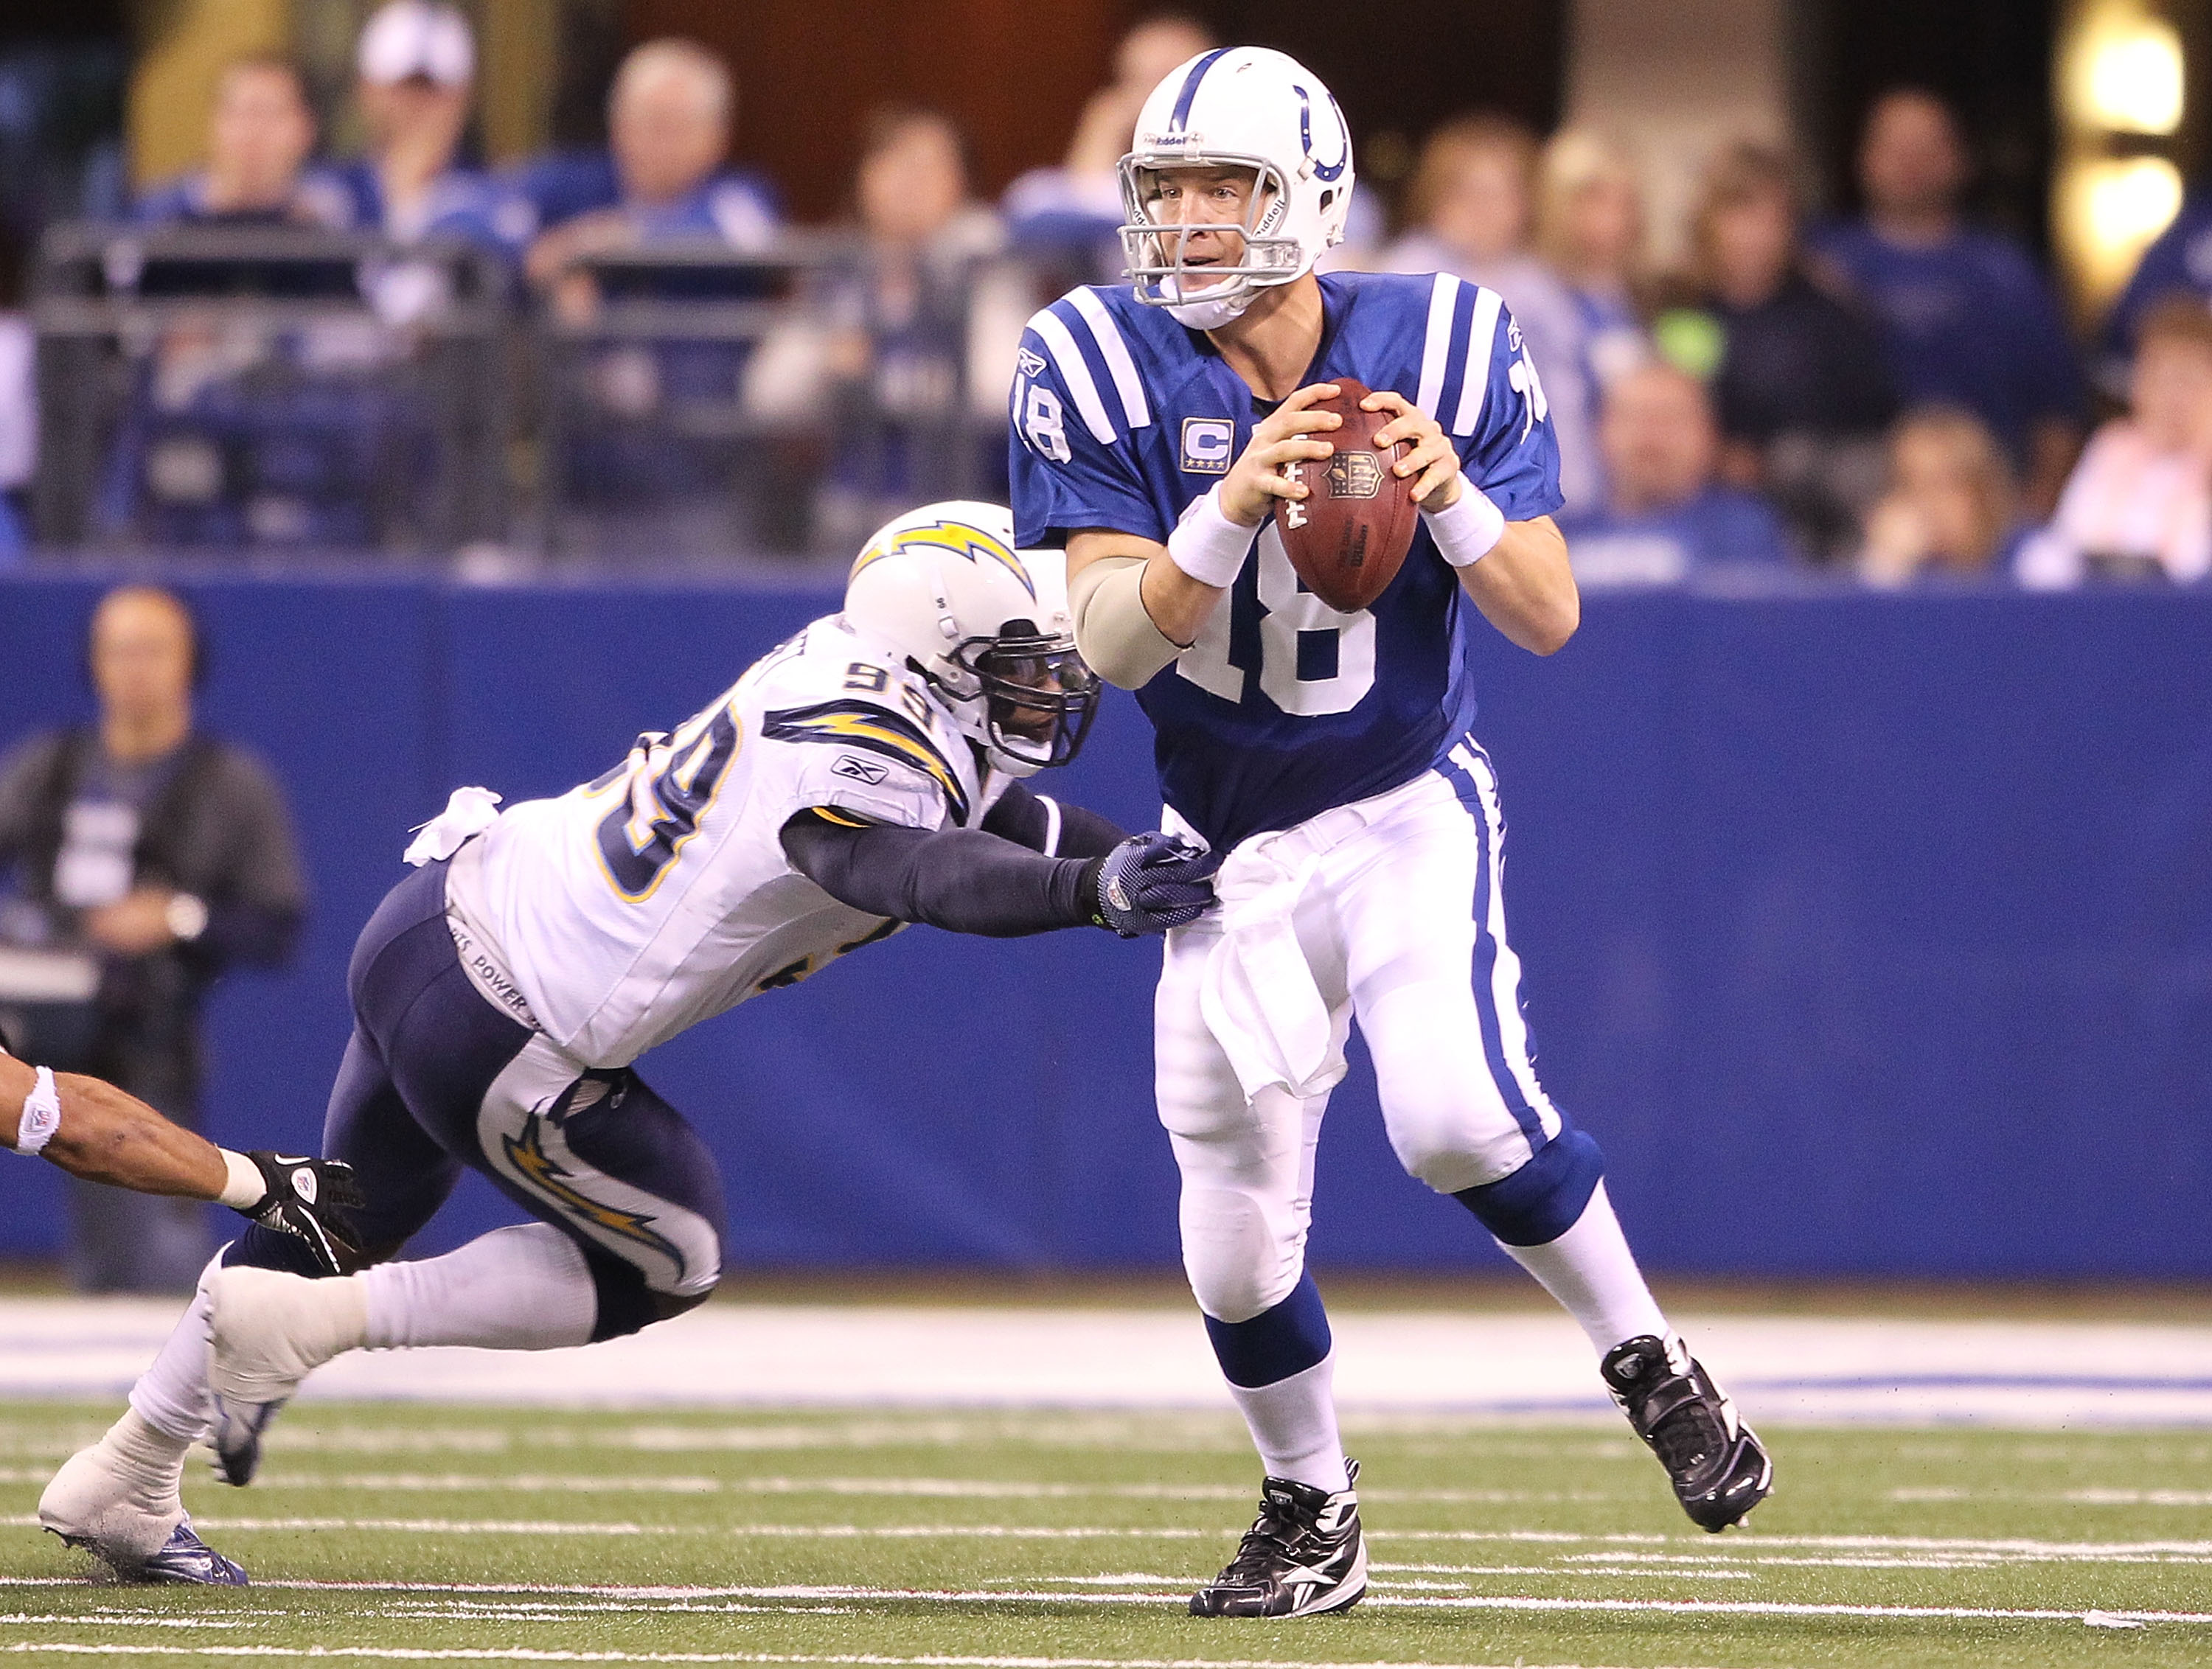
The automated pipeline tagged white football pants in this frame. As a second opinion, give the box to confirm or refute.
[1157,744,1565,1324]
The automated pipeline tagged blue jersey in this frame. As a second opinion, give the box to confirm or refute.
[1009,271,1562,851]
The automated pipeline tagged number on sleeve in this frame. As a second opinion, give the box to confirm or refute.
[1019,379,1072,463]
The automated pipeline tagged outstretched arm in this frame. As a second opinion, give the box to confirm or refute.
[782,811,1216,938]
[0,1045,364,1272]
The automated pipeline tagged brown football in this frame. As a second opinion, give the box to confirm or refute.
[1270,378,1419,614]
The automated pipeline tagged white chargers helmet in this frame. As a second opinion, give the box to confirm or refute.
[843,501,1101,777]
[1119,46,1354,330]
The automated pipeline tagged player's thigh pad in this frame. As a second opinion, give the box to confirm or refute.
[471,1036,726,1308]
[1339,761,1564,1194]
[1154,919,1338,1324]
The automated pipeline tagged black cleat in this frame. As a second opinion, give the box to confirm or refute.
[1190,1460,1367,1618]
[1602,1334,1772,1531]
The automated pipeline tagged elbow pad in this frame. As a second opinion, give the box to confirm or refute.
[1070,555,1185,691]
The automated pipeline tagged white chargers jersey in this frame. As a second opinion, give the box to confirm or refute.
[445,615,1005,1069]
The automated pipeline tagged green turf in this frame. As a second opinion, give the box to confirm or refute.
[0,1401,2206,1667]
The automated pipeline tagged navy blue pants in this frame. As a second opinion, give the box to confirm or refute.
[234,860,728,1341]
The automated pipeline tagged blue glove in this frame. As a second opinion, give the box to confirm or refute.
[1082,832,1222,937]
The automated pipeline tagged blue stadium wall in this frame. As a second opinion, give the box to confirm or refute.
[1,570,2208,1279]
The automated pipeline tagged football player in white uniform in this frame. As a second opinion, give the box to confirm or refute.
[1009,50,1771,1617]
[38,501,1218,1586]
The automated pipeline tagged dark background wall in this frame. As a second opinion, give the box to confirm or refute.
[2,573,2205,1279]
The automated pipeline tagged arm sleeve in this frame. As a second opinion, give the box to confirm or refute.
[1457,300,1566,523]
[781,813,1096,938]
[979,780,1128,859]
[1008,307,1166,548]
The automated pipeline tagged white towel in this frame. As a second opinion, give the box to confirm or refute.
[1197,833,1345,1104]
[403,786,504,867]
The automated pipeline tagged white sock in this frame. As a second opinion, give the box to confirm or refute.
[94,1408,192,1517]
[1500,1180,1671,1353]
[362,1224,599,1351]
[126,1250,226,1444]
[1225,1354,1350,1494]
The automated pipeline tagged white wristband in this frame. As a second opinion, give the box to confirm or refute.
[218,1149,266,1210]
[1423,478,1508,568]
[1165,485,1256,589]
[15,1067,60,1158]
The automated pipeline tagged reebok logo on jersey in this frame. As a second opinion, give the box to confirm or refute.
[833,754,888,785]
[1181,417,1234,473]
[1017,346,1046,378]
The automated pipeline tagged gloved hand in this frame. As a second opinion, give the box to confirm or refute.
[235,1151,368,1276]
[1082,832,1222,937]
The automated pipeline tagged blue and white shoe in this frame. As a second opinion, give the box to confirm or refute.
[46,1516,247,1586]
[136,1518,248,1585]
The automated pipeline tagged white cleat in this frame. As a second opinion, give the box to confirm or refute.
[206,1266,366,1487]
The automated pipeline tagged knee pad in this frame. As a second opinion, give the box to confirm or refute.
[1179,1186,1306,1324]
[1453,1126,1605,1247]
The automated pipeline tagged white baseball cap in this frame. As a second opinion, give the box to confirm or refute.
[358,0,475,88]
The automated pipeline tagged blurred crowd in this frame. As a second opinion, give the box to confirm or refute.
[2,2,2211,582]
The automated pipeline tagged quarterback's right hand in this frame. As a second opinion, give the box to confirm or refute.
[1219,382,1343,528]
[235,1152,368,1276]
[1083,832,1222,937]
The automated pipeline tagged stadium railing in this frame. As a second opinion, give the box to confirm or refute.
[32,223,509,557]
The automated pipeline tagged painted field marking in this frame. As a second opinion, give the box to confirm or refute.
[19,1474,1597,1508]
[0,1649,1721,1668]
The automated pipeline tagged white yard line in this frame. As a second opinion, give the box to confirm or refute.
[0,1651,1722,1668]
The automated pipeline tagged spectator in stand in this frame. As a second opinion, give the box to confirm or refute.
[330,1,502,251]
[1808,89,2086,518]
[749,106,1025,544]
[2101,192,2212,386]
[0,588,306,1292]
[1858,407,2025,585]
[2019,295,2212,588]
[1666,141,1896,562]
[133,57,348,229]
[1535,128,1649,394]
[1001,12,1217,282]
[1382,116,1602,512]
[1557,360,1793,585]
[512,38,777,304]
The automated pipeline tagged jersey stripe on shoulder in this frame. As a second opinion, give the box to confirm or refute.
[761,700,973,826]
[1451,287,1505,436]
[1026,304,1117,445]
[1415,273,1462,420]
[1068,288,1152,431]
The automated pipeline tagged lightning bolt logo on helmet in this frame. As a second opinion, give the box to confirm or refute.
[841,501,1101,776]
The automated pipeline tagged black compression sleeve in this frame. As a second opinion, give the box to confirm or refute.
[979,781,1128,860]
[781,815,1098,937]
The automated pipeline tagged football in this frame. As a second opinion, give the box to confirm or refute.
[1270,378,1419,613]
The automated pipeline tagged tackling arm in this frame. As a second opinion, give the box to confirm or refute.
[979,780,1128,860]
[0,1037,365,1272]
[782,810,1217,938]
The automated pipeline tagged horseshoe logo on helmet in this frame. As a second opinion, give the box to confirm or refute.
[1295,84,1349,184]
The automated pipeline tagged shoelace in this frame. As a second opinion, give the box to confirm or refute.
[1646,1398,1724,1479]
[1217,1502,1315,1581]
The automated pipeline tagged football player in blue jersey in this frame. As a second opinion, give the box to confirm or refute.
[1009,46,1772,1619]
